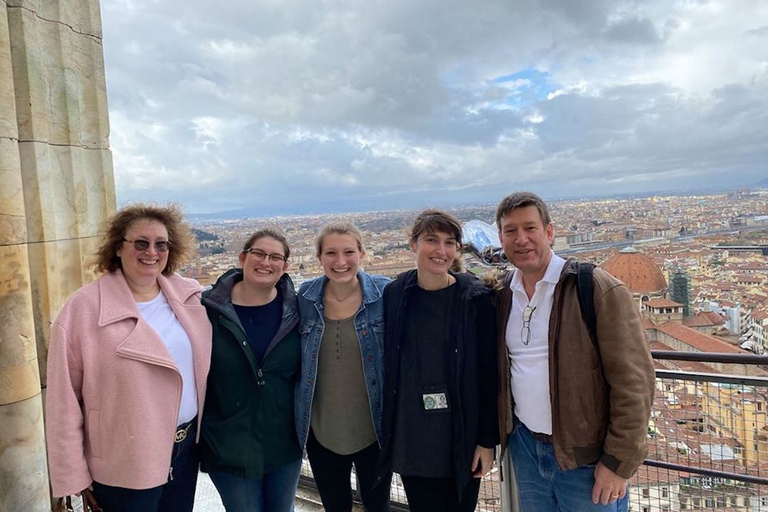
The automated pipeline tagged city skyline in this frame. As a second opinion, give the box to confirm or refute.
[102,0,768,214]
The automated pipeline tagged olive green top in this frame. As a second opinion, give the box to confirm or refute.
[311,315,376,454]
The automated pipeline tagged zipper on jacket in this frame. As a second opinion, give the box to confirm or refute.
[257,368,265,386]
[169,465,174,481]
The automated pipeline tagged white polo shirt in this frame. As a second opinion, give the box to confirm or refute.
[506,251,566,435]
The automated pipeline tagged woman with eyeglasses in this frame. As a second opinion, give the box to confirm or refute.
[377,209,499,512]
[45,204,212,512]
[200,228,302,512]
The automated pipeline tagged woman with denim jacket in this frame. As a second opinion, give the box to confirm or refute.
[296,222,392,512]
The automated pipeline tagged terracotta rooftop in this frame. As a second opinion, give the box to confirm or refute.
[656,322,746,354]
[683,311,725,327]
[648,340,720,373]
[645,298,684,308]
[601,246,667,294]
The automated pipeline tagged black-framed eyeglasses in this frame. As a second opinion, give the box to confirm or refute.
[520,305,537,345]
[123,239,171,253]
[243,248,287,263]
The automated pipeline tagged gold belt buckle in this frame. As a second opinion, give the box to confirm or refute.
[174,423,191,443]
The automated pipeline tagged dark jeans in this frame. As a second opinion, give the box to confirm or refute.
[91,421,198,512]
[306,430,391,512]
[208,457,302,512]
[400,475,480,512]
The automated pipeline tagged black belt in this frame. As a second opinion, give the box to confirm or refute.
[174,419,194,443]
[532,431,553,444]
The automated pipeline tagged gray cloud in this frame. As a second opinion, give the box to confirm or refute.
[103,0,768,214]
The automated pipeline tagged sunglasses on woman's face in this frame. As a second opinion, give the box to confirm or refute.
[123,238,172,253]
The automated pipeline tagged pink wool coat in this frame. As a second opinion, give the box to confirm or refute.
[45,271,212,497]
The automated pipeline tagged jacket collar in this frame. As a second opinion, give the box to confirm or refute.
[398,268,488,299]
[301,271,383,305]
[204,267,298,316]
[98,271,199,326]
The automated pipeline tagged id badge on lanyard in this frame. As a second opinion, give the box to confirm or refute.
[421,386,449,412]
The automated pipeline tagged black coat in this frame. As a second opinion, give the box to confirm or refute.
[199,269,302,478]
[378,270,499,492]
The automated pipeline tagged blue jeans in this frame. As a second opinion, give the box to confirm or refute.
[209,457,303,512]
[91,421,199,512]
[509,419,628,512]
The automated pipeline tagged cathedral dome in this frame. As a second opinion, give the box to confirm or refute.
[601,246,667,294]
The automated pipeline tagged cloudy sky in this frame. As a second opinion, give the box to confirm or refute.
[102,0,768,215]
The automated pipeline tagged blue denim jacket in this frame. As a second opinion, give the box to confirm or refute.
[295,271,390,450]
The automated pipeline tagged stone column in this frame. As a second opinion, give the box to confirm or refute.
[0,0,114,509]
[0,2,50,509]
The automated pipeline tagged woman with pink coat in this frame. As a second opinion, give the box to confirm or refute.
[45,204,212,512]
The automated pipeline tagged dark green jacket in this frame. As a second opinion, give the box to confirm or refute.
[200,269,302,478]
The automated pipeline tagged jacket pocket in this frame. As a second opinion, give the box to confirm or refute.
[86,409,102,459]
[369,320,385,356]
[299,321,315,337]
[591,368,608,417]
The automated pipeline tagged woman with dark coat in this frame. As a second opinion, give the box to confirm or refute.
[378,209,499,512]
[200,228,302,512]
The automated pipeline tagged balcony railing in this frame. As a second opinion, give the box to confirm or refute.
[297,351,768,511]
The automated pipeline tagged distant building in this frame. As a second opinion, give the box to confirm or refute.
[669,268,692,317]
[602,246,668,307]
[644,299,685,325]
[702,300,741,335]
[683,310,726,336]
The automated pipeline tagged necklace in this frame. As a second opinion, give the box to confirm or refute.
[328,282,360,302]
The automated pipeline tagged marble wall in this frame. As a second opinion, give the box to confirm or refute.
[0,0,114,508]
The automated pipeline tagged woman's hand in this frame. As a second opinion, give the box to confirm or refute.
[75,484,93,497]
[471,445,494,478]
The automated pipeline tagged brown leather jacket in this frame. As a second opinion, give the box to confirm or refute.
[496,258,655,479]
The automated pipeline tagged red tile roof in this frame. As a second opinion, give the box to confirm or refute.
[656,322,746,354]
[646,298,684,308]
[601,249,668,293]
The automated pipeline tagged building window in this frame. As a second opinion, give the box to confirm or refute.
[661,487,668,498]
[642,488,650,498]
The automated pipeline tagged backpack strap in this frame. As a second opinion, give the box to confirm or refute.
[576,262,598,346]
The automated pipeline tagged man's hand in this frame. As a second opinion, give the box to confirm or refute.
[471,446,494,478]
[592,461,628,504]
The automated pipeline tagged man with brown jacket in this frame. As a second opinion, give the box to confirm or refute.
[495,191,655,511]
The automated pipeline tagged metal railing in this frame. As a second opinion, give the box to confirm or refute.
[636,351,768,512]
[297,351,768,511]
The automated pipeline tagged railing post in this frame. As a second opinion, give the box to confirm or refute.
[500,451,521,512]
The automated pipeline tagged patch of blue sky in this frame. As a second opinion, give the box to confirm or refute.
[492,68,559,110]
